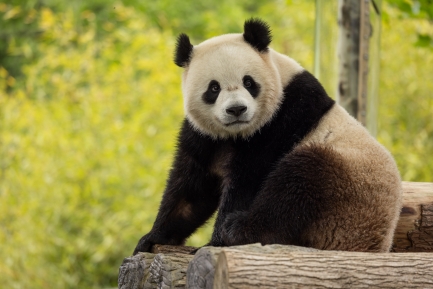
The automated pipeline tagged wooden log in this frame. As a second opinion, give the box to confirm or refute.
[119,182,433,288]
[394,181,433,252]
[214,248,433,289]
[187,246,226,289]
[143,271,157,289]
[187,244,318,289]
[151,244,197,255]
[118,246,195,289]
[149,253,194,289]
[118,252,155,289]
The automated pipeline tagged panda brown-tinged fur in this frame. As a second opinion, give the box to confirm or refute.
[221,108,402,251]
[133,19,402,254]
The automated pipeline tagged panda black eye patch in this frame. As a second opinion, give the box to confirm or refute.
[202,80,221,104]
[243,75,260,98]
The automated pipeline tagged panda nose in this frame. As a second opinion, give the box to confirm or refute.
[226,105,247,117]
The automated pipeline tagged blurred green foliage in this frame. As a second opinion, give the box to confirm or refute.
[379,3,433,181]
[386,0,433,47]
[0,1,432,288]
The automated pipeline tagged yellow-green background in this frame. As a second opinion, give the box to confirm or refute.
[1,0,432,288]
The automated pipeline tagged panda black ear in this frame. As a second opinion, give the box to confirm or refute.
[174,33,193,67]
[243,18,272,53]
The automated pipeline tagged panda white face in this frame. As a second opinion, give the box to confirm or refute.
[174,19,304,139]
[181,34,283,139]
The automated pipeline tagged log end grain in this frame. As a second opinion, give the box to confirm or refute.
[186,247,223,289]
[118,252,155,289]
[213,252,228,289]
[151,253,194,288]
[393,182,433,252]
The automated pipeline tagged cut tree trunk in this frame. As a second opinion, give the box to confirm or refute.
[151,244,197,255]
[118,246,195,289]
[149,253,194,289]
[118,252,155,289]
[187,244,318,289]
[213,248,433,289]
[119,182,433,288]
[394,181,433,252]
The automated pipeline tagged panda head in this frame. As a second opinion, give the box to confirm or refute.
[175,19,301,139]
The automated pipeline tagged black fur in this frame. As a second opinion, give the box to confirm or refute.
[220,144,350,248]
[174,33,193,67]
[243,18,272,52]
[133,70,335,254]
[202,80,221,104]
[243,75,260,98]
[133,119,221,254]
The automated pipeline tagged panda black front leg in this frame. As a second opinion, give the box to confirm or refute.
[133,120,222,255]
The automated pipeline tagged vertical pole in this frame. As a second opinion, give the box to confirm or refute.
[367,0,382,137]
[314,0,322,80]
[358,0,370,125]
[337,0,370,126]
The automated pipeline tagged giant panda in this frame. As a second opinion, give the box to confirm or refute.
[133,19,402,254]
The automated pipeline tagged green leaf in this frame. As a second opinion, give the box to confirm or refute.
[415,33,433,47]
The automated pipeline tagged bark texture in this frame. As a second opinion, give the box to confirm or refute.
[356,0,370,124]
[118,246,195,289]
[118,252,155,289]
[187,244,318,289]
[394,182,433,252]
[150,253,194,289]
[119,182,433,288]
[151,245,197,255]
[214,248,433,289]
[337,0,361,118]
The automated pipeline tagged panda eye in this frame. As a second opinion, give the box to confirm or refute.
[211,84,220,93]
[203,80,221,104]
[243,76,255,88]
[242,75,260,98]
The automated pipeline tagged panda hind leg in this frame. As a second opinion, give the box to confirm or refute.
[222,144,357,249]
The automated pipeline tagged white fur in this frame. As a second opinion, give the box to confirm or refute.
[181,34,303,139]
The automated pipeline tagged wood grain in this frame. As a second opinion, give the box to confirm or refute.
[151,244,197,255]
[119,182,433,288]
[187,244,318,289]
[118,252,155,289]
[118,246,195,289]
[214,248,433,289]
[394,181,433,252]
[150,253,194,288]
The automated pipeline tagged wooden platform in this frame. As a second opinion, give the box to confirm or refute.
[118,181,433,289]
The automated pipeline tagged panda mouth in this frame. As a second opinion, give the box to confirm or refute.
[225,120,249,126]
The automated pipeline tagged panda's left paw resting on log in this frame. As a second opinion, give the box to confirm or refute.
[133,232,158,255]
[133,232,183,255]
[222,211,256,246]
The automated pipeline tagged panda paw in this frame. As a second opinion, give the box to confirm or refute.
[133,233,156,255]
[221,211,254,246]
